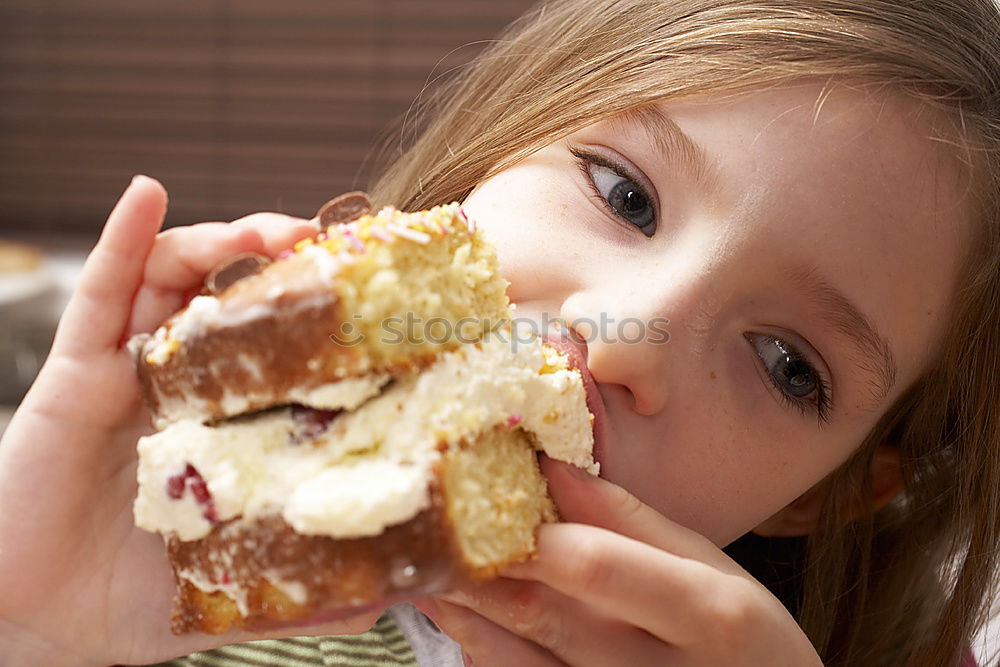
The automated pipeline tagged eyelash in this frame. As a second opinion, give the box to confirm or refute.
[748,332,834,425]
[569,146,658,234]
[571,146,833,425]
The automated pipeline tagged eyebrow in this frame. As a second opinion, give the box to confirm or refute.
[608,107,897,407]
[784,264,898,406]
[608,105,721,191]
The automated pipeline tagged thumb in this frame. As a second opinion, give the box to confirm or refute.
[540,456,725,566]
[52,175,168,356]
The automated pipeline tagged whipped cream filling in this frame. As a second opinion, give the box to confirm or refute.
[134,336,596,541]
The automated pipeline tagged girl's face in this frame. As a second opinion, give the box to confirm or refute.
[463,83,970,546]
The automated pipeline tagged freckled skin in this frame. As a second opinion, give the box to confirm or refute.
[464,83,970,546]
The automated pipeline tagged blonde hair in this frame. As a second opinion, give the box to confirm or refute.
[371,1,1000,665]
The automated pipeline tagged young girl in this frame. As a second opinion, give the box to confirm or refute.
[1,0,998,665]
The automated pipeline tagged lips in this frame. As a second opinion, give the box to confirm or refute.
[542,328,608,469]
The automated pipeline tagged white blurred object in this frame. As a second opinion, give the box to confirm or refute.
[0,242,85,406]
[0,264,55,306]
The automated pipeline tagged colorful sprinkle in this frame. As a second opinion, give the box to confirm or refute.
[343,228,366,252]
[278,249,294,260]
[505,414,523,429]
[387,223,432,244]
[369,225,394,243]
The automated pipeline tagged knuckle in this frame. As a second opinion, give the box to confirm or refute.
[567,539,614,593]
[509,584,571,655]
[701,577,765,641]
[610,484,646,523]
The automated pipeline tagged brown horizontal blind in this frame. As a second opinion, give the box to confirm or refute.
[0,0,536,234]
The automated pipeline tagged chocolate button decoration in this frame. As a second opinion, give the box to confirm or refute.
[205,253,272,295]
[317,191,372,226]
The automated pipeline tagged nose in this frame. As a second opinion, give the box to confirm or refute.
[558,289,667,416]
[558,275,712,417]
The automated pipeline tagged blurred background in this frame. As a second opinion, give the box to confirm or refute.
[0,0,535,416]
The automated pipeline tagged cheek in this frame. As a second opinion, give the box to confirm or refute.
[463,157,570,243]
[602,337,858,545]
[462,158,585,300]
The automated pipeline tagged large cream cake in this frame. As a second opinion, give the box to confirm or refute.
[130,202,597,634]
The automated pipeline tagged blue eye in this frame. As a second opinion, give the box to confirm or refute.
[571,148,657,237]
[745,332,832,423]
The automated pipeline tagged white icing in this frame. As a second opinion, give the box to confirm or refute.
[169,295,221,341]
[176,567,250,616]
[153,374,391,426]
[142,324,175,366]
[286,374,390,410]
[264,572,308,605]
[299,244,342,283]
[144,340,173,366]
[163,290,335,354]
[218,392,253,418]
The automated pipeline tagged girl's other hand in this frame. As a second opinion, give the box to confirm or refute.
[416,457,823,666]
[0,177,382,667]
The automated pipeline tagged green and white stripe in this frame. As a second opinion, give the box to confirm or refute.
[148,614,418,667]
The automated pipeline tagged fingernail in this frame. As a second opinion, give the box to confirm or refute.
[462,650,474,666]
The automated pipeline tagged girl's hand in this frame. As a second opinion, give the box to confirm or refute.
[416,457,823,666]
[0,177,384,667]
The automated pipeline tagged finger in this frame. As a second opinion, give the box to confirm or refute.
[126,223,267,336]
[128,215,319,336]
[437,579,671,665]
[504,522,745,645]
[540,457,735,572]
[414,599,560,667]
[52,175,167,356]
[229,212,319,257]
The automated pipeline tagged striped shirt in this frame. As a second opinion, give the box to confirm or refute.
[143,605,462,667]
